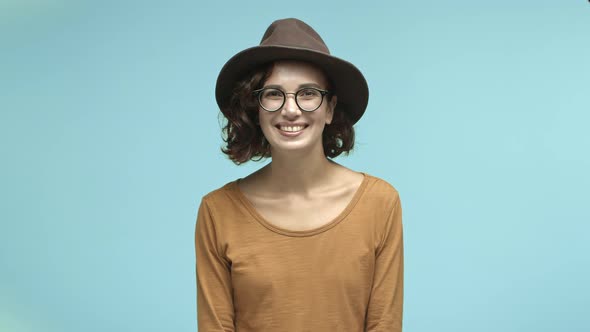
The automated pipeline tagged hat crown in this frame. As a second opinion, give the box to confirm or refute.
[260,18,330,54]
[216,18,368,125]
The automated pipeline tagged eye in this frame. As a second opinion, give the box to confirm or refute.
[298,88,320,99]
[262,89,283,99]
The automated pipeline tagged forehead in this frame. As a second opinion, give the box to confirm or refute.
[264,60,329,87]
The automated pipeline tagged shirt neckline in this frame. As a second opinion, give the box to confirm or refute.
[230,172,369,237]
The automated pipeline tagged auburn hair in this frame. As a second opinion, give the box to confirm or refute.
[220,62,355,165]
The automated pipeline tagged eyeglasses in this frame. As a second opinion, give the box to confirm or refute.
[252,87,330,112]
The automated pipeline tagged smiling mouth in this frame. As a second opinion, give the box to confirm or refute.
[275,124,309,132]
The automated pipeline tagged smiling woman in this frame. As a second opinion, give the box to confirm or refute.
[246,60,338,159]
[195,18,404,332]
[220,60,354,164]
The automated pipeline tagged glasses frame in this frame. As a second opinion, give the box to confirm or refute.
[252,87,331,112]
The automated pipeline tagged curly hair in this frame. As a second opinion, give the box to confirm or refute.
[219,62,355,165]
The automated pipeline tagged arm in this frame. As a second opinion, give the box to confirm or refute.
[195,198,235,331]
[365,195,404,332]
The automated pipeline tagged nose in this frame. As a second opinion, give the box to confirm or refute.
[282,93,300,115]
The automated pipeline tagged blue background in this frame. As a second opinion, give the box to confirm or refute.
[1,0,588,331]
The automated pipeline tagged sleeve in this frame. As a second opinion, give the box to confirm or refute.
[365,195,404,332]
[195,197,235,332]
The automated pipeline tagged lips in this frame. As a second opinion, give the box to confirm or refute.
[276,124,308,132]
[275,124,307,137]
[275,123,309,131]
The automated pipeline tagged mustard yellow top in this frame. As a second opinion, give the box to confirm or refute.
[195,172,404,331]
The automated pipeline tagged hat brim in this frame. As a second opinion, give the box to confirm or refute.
[215,45,369,125]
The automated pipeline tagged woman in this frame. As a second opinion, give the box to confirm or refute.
[195,18,404,332]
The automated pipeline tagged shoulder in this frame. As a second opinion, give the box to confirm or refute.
[199,179,240,210]
[361,172,401,207]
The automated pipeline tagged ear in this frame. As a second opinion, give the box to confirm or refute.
[326,95,337,125]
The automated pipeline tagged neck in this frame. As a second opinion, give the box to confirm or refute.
[263,143,339,196]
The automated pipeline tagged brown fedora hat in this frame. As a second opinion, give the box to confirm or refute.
[215,18,369,125]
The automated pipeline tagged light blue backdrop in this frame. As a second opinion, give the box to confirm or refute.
[1,0,588,331]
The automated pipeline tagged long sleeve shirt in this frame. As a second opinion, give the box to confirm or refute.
[194,172,404,332]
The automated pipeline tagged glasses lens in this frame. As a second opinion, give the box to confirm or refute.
[259,88,284,111]
[296,88,323,111]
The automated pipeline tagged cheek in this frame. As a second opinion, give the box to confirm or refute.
[258,113,275,134]
[256,109,265,124]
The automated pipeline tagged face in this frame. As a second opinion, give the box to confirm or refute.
[257,60,337,155]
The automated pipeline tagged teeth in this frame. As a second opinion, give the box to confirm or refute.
[279,125,305,132]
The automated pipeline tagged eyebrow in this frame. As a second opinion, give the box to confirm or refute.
[263,83,323,89]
